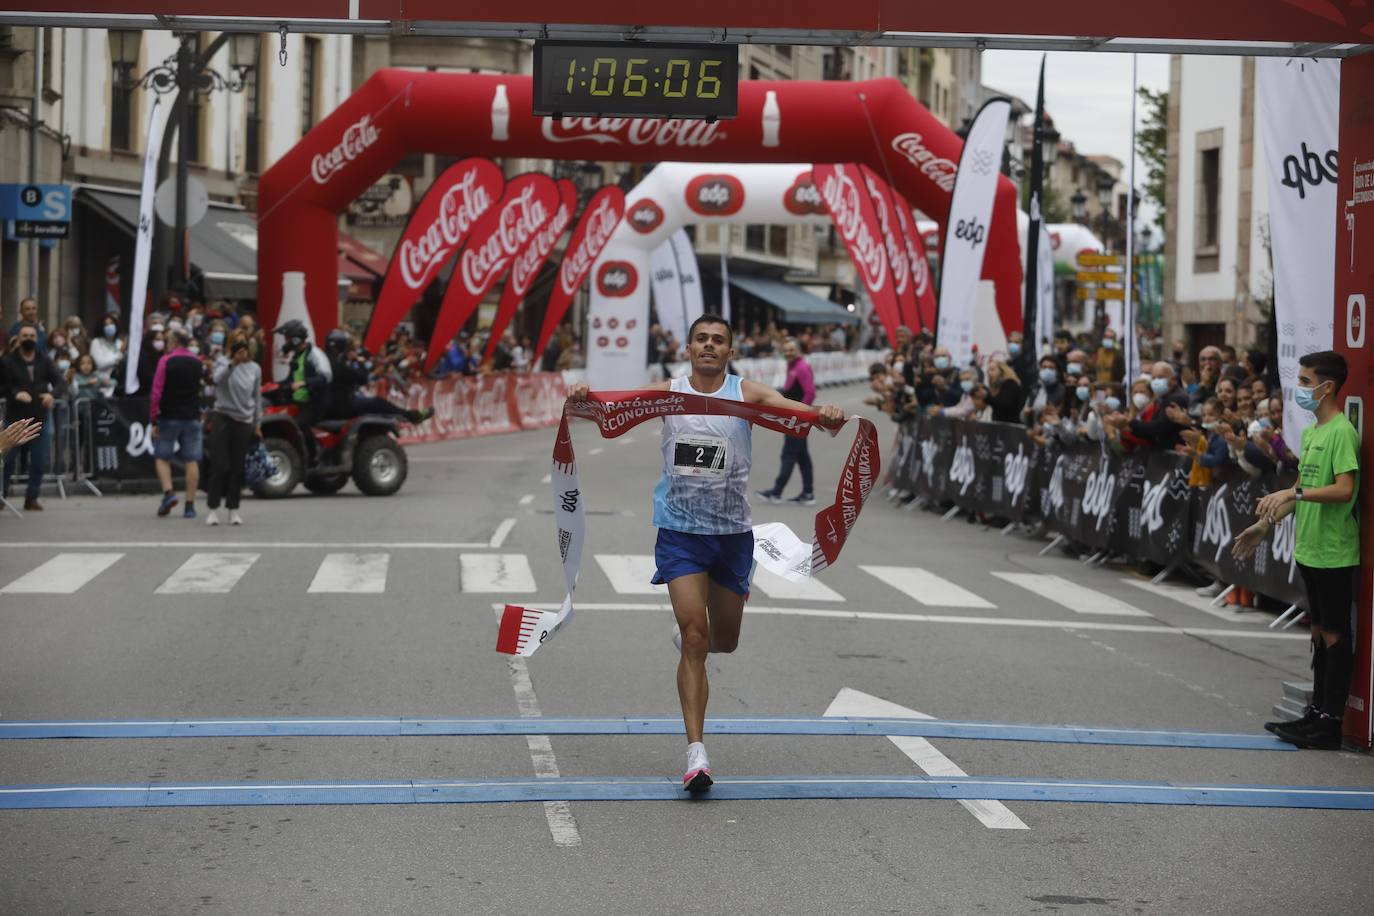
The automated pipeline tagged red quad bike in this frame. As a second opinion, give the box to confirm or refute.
[251,382,410,498]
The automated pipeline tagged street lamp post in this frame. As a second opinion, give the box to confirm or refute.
[1096,174,1115,253]
[119,32,255,306]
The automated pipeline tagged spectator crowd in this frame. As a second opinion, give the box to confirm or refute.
[867,324,1293,609]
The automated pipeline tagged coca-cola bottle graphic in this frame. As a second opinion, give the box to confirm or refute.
[761,91,780,148]
[273,271,315,382]
[491,84,510,142]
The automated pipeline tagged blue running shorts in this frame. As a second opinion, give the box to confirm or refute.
[651,528,754,598]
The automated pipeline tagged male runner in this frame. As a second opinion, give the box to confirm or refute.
[569,314,843,792]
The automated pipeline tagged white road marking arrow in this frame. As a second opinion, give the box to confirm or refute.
[824,687,1029,830]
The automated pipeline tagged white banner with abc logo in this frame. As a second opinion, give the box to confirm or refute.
[937,98,1012,367]
[1258,58,1339,444]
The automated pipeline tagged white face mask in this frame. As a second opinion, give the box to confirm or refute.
[1132,392,1150,410]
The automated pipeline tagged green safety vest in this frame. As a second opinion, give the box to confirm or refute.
[291,350,310,404]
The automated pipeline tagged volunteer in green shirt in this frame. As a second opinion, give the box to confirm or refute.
[1233,351,1360,750]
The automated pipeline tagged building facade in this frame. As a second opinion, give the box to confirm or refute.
[1162,54,1269,356]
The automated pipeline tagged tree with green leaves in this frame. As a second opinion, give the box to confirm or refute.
[1136,87,1168,231]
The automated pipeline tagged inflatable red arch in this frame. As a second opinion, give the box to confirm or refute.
[257,70,1023,343]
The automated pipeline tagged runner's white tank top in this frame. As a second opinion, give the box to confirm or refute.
[652,374,753,535]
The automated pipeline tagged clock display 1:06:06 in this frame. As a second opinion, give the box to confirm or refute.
[566,57,724,98]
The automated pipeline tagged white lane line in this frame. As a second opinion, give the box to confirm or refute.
[859,566,995,608]
[487,603,1309,640]
[1124,579,1263,624]
[992,572,1152,618]
[824,688,1027,830]
[461,554,536,593]
[519,494,535,506]
[2,542,488,549]
[0,553,124,594]
[541,474,552,484]
[307,554,389,594]
[489,518,518,549]
[589,447,604,456]
[156,553,260,594]
[594,555,666,595]
[750,566,846,602]
[618,436,637,446]
[506,647,582,847]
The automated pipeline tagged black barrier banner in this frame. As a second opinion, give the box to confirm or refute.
[1191,465,1303,608]
[914,416,957,504]
[1041,440,1121,551]
[84,397,177,481]
[1110,451,1193,567]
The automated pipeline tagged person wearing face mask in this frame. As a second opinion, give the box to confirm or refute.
[1022,356,1067,426]
[134,327,167,397]
[0,322,66,511]
[1127,362,1190,451]
[1004,330,1034,385]
[933,367,980,419]
[90,315,125,385]
[1093,329,1125,384]
[1234,351,1359,750]
[1176,398,1231,487]
[61,317,88,354]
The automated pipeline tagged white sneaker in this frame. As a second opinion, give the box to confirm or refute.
[229,511,244,526]
[671,625,683,652]
[204,509,220,526]
[1195,581,1225,598]
[683,741,712,793]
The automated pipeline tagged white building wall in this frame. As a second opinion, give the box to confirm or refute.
[1174,54,1242,305]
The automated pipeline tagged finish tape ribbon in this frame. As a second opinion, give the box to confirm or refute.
[497,389,881,656]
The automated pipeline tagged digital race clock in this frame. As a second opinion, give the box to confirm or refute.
[533,41,739,120]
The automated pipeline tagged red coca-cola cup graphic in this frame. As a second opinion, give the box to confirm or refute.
[685,174,745,216]
[597,336,610,348]
[616,337,629,349]
[596,261,638,298]
[627,199,665,234]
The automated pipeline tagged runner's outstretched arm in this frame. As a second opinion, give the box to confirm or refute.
[739,379,845,428]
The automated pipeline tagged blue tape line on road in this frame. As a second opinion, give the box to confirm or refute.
[0,716,1294,751]
[1,775,1370,811]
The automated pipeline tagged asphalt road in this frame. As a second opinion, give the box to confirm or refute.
[1,382,1372,915]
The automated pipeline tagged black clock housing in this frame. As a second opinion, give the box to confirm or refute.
[533,40,739,120]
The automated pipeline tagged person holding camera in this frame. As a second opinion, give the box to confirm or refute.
[204,335,262,527]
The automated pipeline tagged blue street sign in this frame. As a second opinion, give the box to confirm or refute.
[0,183,71,223]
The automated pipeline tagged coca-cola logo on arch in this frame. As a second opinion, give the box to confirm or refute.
[311,114,381,185]
[783,173,826,216]
[627,199,665,234]
[596,261,638,298]
[541,116,726,149]
[890,132,957,193]
[686,174,745,216]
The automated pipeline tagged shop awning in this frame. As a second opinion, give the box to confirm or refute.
[76,186,363,301]
[724,273,860,326]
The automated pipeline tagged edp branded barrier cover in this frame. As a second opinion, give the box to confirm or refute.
[892,416,1303,610]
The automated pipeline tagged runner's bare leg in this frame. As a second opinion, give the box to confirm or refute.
[669,574,747,744]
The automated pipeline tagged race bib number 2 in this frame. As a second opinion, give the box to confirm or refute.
[673,434,728,477]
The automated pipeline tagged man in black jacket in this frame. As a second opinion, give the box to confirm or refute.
[1,322,65,510]
[322,330,432,425]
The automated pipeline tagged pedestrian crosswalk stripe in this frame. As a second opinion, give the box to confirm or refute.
[156,553,261,594]
[308,554,389,594]
[751,566,845,602]
[859,566,996,608]
[460,553,536,593]
[0,553,124,594]
[594,555,665,595]
[991,573,1152,618]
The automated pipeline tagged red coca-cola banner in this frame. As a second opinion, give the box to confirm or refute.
[483,179,578,364]
[891,186,936,333]
[381,371,569,444]
[534,185,626,361]
[364,158,504,353]
[425,173,561,371]
[859,165,920,333]
[814,163,901,347]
